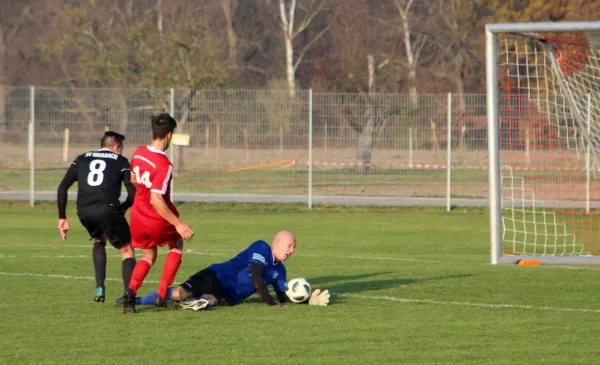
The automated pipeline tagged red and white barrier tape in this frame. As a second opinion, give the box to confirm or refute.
[295,161,488,170]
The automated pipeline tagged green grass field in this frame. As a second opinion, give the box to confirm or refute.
[2,201,600,365]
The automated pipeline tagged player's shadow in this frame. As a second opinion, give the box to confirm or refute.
[243,272,393,305]
[318,273,474,304]
[323,274,473,293]
[308,271,393,286]
[245,272,473,305]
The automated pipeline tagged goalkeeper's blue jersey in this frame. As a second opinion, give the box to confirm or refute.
[208,240,287,305]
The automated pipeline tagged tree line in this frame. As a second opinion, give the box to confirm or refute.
[1,0,598,96]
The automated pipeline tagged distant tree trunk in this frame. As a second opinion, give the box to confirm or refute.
[356,116,375,173]
[157,0,163,36]
[408,65,417,107]
[395,0,421,109]
[0,25,6,139]
[284,36,296,98]
[127,0,134,19]
[279,0,296,99]
[454,52,467,114]
[221,0,238,64]
[0,85,5,142]
[356,55,376,173]
[277,0,331,99]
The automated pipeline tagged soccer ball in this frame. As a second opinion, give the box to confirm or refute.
[285,277,312,303]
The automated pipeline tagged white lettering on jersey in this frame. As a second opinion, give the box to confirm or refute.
[252,253,266,265]
[84,152,119,160]
[133,155,156,168]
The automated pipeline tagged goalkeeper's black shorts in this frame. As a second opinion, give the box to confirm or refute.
[179,268,232,306]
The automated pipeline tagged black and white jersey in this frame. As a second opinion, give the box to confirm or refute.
[57,148,135,219]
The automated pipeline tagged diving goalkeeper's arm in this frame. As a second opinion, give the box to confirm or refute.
[250,262,279,306]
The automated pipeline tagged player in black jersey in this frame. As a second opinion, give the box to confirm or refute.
[57,131,137,303]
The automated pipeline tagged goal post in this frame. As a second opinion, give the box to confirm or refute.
[487,21,600,265]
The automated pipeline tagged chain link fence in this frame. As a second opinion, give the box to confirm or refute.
[0,86,489,206]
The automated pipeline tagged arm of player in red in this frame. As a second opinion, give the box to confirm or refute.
[149,193,194,240]
[148,164,194,240]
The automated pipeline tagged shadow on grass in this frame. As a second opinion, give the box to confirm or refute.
[307,272,393,286]
[321,273,474,304]
[243,272,473,306]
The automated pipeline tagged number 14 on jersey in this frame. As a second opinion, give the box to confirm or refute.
[133,166,152,188]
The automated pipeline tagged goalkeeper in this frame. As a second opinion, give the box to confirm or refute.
[120,231,329,311]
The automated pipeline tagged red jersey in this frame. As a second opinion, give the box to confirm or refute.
[130,146,178,227]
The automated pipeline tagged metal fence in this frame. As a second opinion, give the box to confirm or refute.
[0,86,489,207]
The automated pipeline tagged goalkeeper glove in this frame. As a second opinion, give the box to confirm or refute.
[308,289,330,306]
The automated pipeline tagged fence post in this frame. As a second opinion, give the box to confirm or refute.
[446,92,452,212]
[29,86,35,207]
[169,88,175,199]
[204,126,209,157]
[587,92,591,214]
[308,89,313,209]
[216,123,221,159]
[63,128,69,162]
[324,120,327,152]
[409,127,413,166]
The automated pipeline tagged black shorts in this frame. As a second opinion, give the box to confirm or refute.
[77,205,131,249]
[179,268,232,306]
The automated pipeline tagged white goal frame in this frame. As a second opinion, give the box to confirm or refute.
[487,21,600,265]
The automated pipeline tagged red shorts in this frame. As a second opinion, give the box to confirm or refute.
[130,219,181,249]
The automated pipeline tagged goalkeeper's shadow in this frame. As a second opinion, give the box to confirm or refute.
[308,271,393,286]
[315,274,474,301]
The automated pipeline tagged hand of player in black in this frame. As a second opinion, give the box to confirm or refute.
[175,222,194,240]
[58,219,70,240]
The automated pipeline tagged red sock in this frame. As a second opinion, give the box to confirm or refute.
[158,249,182,298]
[128,258,152,295]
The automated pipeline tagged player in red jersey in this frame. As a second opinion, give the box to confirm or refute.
[122,113,194,313]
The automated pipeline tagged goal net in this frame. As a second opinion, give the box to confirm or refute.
[487,22,600,264]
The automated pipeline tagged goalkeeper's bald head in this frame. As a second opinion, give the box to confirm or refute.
[272,230,296,262]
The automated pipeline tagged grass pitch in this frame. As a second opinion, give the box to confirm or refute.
[1,202,600,365]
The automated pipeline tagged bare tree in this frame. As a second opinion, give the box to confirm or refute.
[276,0,334,98]
[392,0,427,108]
[157,0,163,36]
[0,23,6,137]
[425,0,487,112]
[0,1,35,136]
[355,54,388,172]
[221,0,239,64]
[127,0,134,19]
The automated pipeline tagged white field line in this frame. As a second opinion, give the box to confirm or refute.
[0,301,92,308]
[0,244,441,263]
[0,271,599,314]
[543,265,600,271]
[336,293,600,314]
[0,271,158,284]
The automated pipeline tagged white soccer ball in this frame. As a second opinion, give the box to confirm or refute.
[285,277,312,303]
